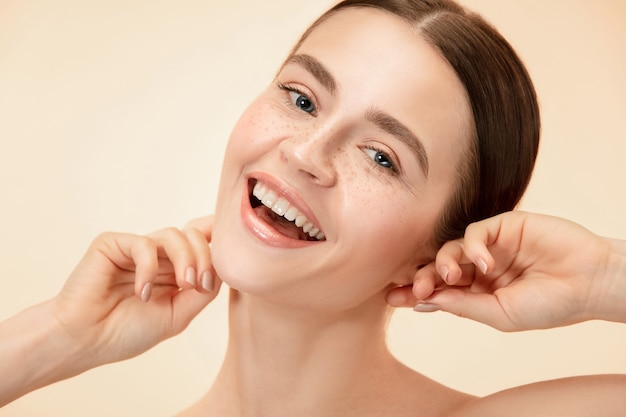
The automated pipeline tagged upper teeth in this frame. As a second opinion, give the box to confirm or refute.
[252,181,325,241]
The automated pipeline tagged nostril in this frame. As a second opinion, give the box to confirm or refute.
[278,137,337,187]
[304,170,319,182]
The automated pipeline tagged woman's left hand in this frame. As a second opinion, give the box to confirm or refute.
[386,211,626,331]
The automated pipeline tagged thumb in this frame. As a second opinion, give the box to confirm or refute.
[169,278,222,335]
[184,215,214,241]
[414,288,516,331]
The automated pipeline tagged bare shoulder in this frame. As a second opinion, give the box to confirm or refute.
[447,374,626,417]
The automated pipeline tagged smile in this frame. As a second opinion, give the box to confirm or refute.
[248,179,326,242]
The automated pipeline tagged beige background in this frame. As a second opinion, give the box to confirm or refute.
[1,0,625,415]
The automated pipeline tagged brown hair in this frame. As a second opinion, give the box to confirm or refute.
[290,0,541,247]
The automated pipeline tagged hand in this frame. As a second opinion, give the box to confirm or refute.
[387,211,624,331]
[49,216,222,368]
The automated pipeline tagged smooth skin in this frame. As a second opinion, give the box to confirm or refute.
[201,8,476,417]
[1,213,625,414]
[1,7,626,417]
[0,216,222,407]
[387,211,626,331]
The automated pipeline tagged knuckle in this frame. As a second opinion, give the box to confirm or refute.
[465,221,479,236]
[159,226,183,238]
[183,227,203,240]
[184,215,213,233]
[91,231,123,251]
[133,235,157,251]
[93,231,117,243]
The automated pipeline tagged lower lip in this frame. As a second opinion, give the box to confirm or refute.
[240,187,320,249]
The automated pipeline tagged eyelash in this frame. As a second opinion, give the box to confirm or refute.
[277,82,318,116]
[363,146,400,175]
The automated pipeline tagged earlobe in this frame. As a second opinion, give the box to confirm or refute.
[388,251,434,287]
[390,265,421,287]
[391,275,414,287]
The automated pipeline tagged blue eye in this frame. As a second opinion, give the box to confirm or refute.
[277,83,317,115]
[288,90,316,114]
[364,147,396,171]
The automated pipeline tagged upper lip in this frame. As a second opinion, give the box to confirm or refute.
[247,172,325,238]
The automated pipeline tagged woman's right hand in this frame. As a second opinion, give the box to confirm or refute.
[50,215,222,369]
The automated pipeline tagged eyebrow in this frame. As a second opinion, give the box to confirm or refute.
[282,53,337,96]
[281,53,429,177]
[366,108,429,177]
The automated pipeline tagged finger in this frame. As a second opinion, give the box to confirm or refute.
[436,236,494,283]
[88,232,162,302]
[184,215,214,241]
[435,240,471,284]
[168,276,223,336]
[453,263,480,287]
[386,285,416,308]
[148,227,198,290]
[182,227,216,293]
[128,235,160,301]
[416,288,517,331]
[460,213,524,274]
[412,262,440,300]
[387,261,445,307]
[387,260,463,308]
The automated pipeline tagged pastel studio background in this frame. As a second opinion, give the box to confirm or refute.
[1,0,625,415]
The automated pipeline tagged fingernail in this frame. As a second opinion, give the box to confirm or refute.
[185,267,197,287]
[438,265,450,284]
[141,282,152,302]
[476,258,488,274]
[413,302,441,313]
[201,270,214,292]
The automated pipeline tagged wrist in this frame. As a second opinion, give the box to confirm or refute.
[592,238,626,323]
[0,299,90,405]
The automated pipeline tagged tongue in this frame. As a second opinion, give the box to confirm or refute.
[254,206,307,240]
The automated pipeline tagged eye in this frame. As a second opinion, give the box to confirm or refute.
[288,90,316,114]
[278,83,317,115]
[363,147,397,172]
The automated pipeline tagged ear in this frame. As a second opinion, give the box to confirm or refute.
[388,260,428,287]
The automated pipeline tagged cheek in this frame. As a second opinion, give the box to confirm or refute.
[223,103,269,163]
[224,97,302,162]
[340,187,430,269]
[339,169,448,262]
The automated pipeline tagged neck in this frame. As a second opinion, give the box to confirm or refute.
[204,288,404,417]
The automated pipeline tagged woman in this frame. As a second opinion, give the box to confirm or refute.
[1,0,624,415]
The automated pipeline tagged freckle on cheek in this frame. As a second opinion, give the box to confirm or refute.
[343,165,357,184]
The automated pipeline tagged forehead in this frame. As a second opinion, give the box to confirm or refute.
[293,7,473,181]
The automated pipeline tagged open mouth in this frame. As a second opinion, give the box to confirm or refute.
[248,179,326,242]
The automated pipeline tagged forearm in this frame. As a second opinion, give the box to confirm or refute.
[0,300,87,406]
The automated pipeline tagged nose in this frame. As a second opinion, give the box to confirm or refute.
[278,128,338,187]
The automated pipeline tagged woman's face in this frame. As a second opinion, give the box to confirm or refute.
[211,7,472,311]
